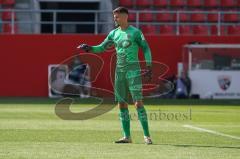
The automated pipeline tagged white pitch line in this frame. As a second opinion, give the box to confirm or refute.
[183,124,240,140]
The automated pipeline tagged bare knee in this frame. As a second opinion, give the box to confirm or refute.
[134,100,143,109]
[118,102,128,109]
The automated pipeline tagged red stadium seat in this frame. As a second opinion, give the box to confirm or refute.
[238,0,240,7]
[2,23,18,33]
[179,25,192,35]
[187,0,203,7]
[170,0,186,7]
[220,0,236,7]
[193,25,209,35]
[207,10,219,22]
[153,0,168,7]
[156,12,173,22]
[1,10,16,20]
[141,25,158,34]
[190,11,206,22]
[160,25,175,35]
[173,11,189,22]
[136,0,152,8]
[227,25,240,35]
[128,13,136,22]
[204,0,219,7]
[211,25,225,35]
[119,0,134,8]
[223,11,239,22]
[1,0,15,5]
[139,11,154,22]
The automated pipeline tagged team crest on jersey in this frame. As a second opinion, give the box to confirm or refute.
[120,40,132,48]
[218,75,231,91]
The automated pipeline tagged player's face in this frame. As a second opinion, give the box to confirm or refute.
[113,13,128,27]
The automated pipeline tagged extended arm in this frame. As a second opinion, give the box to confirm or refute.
[91,39,114,53]
[77,31,114,54]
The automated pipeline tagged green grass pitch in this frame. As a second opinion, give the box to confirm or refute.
[0,98,239,159]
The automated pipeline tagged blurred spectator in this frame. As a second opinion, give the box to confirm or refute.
[184,72,191,98]
[51,66,68,96]
[68,55,91,98]
[176,72,191,99]
[160,75,176,98]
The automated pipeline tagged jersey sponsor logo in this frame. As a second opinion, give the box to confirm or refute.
[218,75,231,91]
[118,39,132,48]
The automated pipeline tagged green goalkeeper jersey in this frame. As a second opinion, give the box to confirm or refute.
[91,25,152,72]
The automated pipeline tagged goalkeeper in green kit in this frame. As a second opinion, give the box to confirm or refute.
[78,7,153,144]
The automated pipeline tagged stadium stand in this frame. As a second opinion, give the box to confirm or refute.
[119,0,240,35]
[141,24,158,34]
[238,0,240,7]
[128,12,136,22]
[153,0,168,8]
[192,25,209,35]
[1,9,16,20]
[0,0,240,35]
[136,0,152,8]
[119,0,134,8]
[173,10,189,22]
[170,0,186,7]
[156,11,173,22]
[210,25,225,35]
[160,25,175,35]
[204,0,219,8]
[1,0,15,6]
[139,11,154,22]
[190,11,206,22]
[220,0,236,7]
[223,11,239,22]
[0,0,18,33]
[2,23,17,33]
[187,0,203,8]
[179,25,192,35]
[207,10,219,22]
[227,25,240,35]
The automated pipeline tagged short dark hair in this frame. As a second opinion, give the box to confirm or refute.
[113,7,128,15]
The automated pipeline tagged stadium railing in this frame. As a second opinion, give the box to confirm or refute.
[0,9,239,35]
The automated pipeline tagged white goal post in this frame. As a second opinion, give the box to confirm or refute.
[183,44,240,99]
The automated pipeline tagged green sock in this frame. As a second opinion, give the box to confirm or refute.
[137,106,150,137]
[119,108,130,138]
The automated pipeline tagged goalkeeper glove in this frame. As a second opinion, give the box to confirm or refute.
[77,44,92,52]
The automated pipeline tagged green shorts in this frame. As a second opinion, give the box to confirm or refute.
[114,69,143,103]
